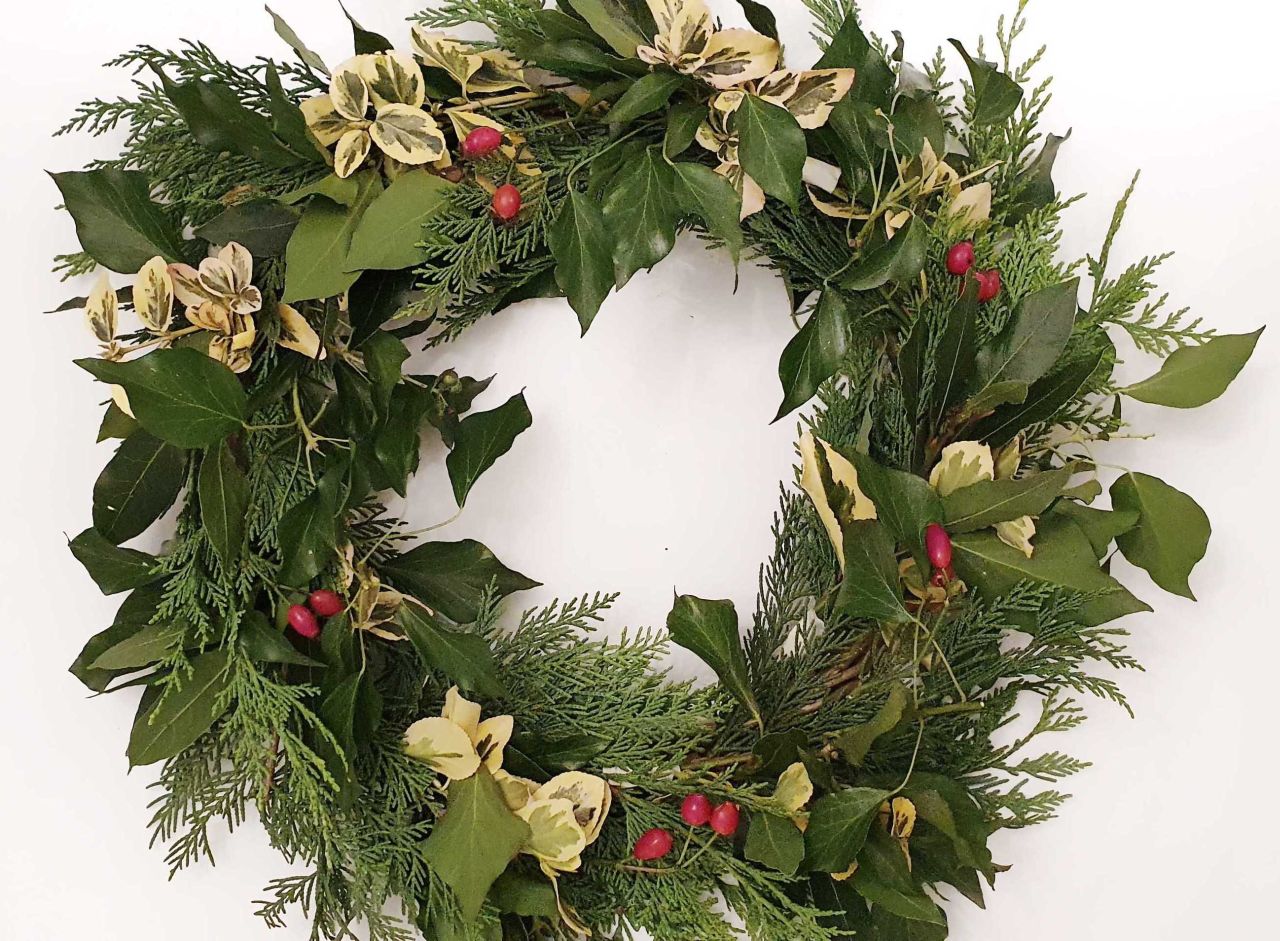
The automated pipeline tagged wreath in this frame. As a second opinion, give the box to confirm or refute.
[53,2,1263,939]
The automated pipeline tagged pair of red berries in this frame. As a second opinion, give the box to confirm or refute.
[458,128,523,223]
[286,590,344,640]
[632,795,741,862]
[945,242,1001,303]
[924,523,955,585]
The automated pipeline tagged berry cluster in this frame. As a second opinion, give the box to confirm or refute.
[457,127,524,223]
[946,241,1001,303]
[632,794,741,862]
[286,590,345,640]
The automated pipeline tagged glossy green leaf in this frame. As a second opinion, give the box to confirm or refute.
[374,383,434,495]
[283,171,382,303]
[846,450,943,574]
[447,392,533,507]
[549,190,616,333]
[607,71,684,124]
[972,344,1108,447]
[852,827,946,925]
[673,162,743,264]
[489,871,559,918]
[361,330,409,414]
[1008,131,1069,221]
[71,620,153,693]
[941,465,1074,533]
[602,148,679,287]
[1122,328,1263,408]
[735,0,779,38]
[753,730,807,777]
[90,621,186,671]
[97,401,138,442]
[347,171,454,271]
[127,650,233,766]
[1051,502,1139,559]
[745,813,805,875]
[835,521,912,624]
[194,200,299,257]
[398,602,507,699]
[239,610,325,667]
[817,15,892,105]
[835,683,910,767]
[774,292,853,421]
[199,441,249,565]
[805,787,891,872]
[949,40,1024,126]
[93,431,186,544]
[902,772,995,879]
[276,469,343,587]
[841,217,926,291]
[50,169,186,273]
[1110,472,1210,599]
[266,6,329,74]
[69,528,160,595]
[381,540,540,624]
[666,595,761,726]
[974,279,1079,390]
[78,349,247,448]
[736,94,806,208]
[665,100,706,159]
[563,0,647,57]
[421,769,531,921]
[928,285,981,429]
[348,267,419,348]
[341,1,392,53]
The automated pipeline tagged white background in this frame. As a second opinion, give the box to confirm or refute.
[1,1,1277,938]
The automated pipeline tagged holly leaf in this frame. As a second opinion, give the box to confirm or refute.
[949,40,1024,126]
[447,392,533,507]
[973,279,1079,391]
[941,465,1074,533]
[835,683,910,767]
[93,431,186,544]
[549,190,616,333]
[199,440,249,565]
[50,168,187,273]
[736,94,807,208]
[673,162,744,265]
[346,171,454,271]
[381,540,540,624]
[421,769,531,921]
[666,595,761,727]
[840,217,927,291]
[398,601,507,699]
[1110,472,1210,599]
[602,148,679,287]
[774,292,853,421]
[78,349,247,449]
[127,650,233,766]
[835,521,912,624]
[606,70,685,124]
[1122,328,1263,408]
[805,787,892,873]
[745,813,805,876]
[194,200,300,257]
[69,528,160,595]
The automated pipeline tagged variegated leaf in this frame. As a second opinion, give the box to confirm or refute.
[442,686,481,740]
[85,274,118,343]
[300,95,352,146]
[929,441,995,496]
[371,105,446,165]
[411,28,483,89]
[186,300,233,334]
[474,715,513,773]
[169,263,214,309]
[470,50,528,95]
[775,762,814,816]
[133,256,173,333]
[196,256,238,298]
[799,432,878,569]
[716,162,766,220]
[948,182,993,228]
[405,716,482,780]
[330,62,371,121]
[334,127,373,178]
[995,516,1037,558]
[756,69,855,130]
[358,51,426,109]
[276,303,326,360]
[532,772,612,846]
[695,28,779,90]
[218,242,253,290]
[645,0,714,62]
[517,798,587,871]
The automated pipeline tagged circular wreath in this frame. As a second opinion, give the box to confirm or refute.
[53,2,1262,939]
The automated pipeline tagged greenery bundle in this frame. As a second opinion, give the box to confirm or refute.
[51,1,1262,939]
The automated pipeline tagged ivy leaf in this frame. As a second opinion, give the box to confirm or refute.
[563,0,647,57]
[665,100,706,159]
[1110,472,1210,599]
[673,162,744,265]
[805,787,892,873]
[666,595,762,728]
[835,521,912,624]
[127,650,233,766]
[1051,502,1139,559]
[972,344,1108,447]
[374,383,434,495]
[489,871,559,919]
[753,730,807,777]
[840,217,927,291]
[852,827,946,925]
[194,200,299,257]
[346,171,454,271]
[50,168,186,273]
[602,148,679,287]
[744,813,805,876]
[239,611,325,668]
[381,540,540,624]
[902,772,996,879]
[941,465,1074,533]
[361,331,409,415]
[421,769,531,921]
[817,15,893,106]
[69,528,160,595]
[549,191,616,333]
[774,292,853,421]
[1122,328,1263,408]
[835,683,911,767]
[736,94,807,208]
[198,441,249,565]
[340,1,392,54]
[266,6,329,75]
[348,268,418,348]
[948,40,1024,126]
[93,431,186,544]
[277,470,343,587]
[447,392,533,507]
[398,601,507,699]
[952,517,1151,626]
[606,71,685,124]
[78,348,247,449]
[283,171,382,303]
[973,279,1080,391]
[846,450,943,574]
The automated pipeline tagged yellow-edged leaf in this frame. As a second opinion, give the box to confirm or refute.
[404,716,482,780]
[799,432,877,569]
[330,61,371,121]
[300,95,352,146]
[775,762,814,816]
[532,772,611,846]
[411,29,483,89]
[442,686,481,740]
[929,441,994,497]
[370,104,446,165]
[948,182,992,228]
[695,28,779,90]
[756,69,855,129]
[85,273,118,343]
[517,798,587,870]
[474,715,513,773]
[358,51,426,109]
[995,515,1037,558]
[133,256,173,333]
[276,303,326,360]
[334,127,373,178]
[494,770,539,811]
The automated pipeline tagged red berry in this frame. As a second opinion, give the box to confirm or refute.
[925,523,953,570]
[976,269,1002,303]
[462,126,504,159]
[681,793,713,827]
[308,590,344,618]
[287,604,321,640]
[491,184,522,222]
[633,828,675,861]
[709,802,741,838]
[946,242,976,276]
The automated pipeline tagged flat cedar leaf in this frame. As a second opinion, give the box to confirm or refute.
[666,595,761,726]
[199,441,249,565]
[381,540,540,624]
[276,471,342,587]
[266,6,330,74]
[549,191,616,333]
[736,94,807,208]
[602,148,679,287]
[340,1,393,53]
[744,813,805,875]
[489,871,558,918]
[841,217,927,291]
[1110,472,1210,599]
[952,517,1151,626]
[941,464,1074,533]
[852,827,946,925]
[1052,502,1139,559]
[665,100,706,159]
[194,200,299,257]
[673,162,744,264]
[90,621,185,671]
[774,292,853,421]
[972,345,1108,447]
[77,348,247,449]
[127,650,233,766]
[447,392,533,507]
[948,39,1024,126]
[283,171,382,302]
[50,168,187,273]
[93,431,186,544]
[835,521,913,623]
[398,602,507,699]
[974,279,1080,391]
[421,769,531,921]
[805,787,891,872]
[239,611,325,667]
[835,683,911,766]
[929,284,981,429]
[563,0,647,57]
[606,71,685,124]
[347,171,454,271]
[846,449,942,573]
[70,528,160,595]
[1122,328,1264,408]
